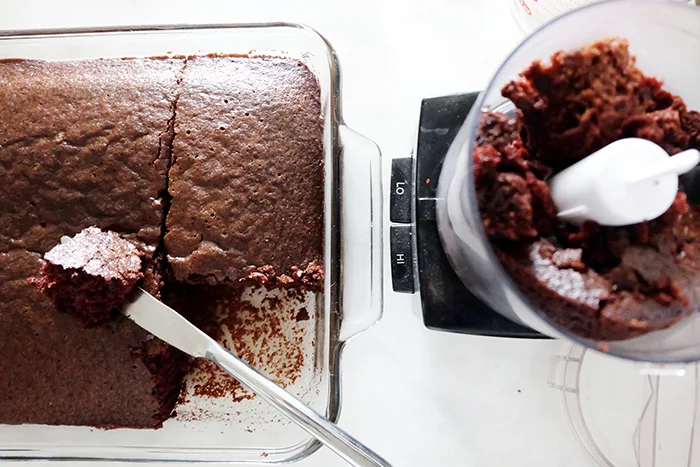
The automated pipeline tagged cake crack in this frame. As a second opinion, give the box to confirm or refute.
[154,58,187,290]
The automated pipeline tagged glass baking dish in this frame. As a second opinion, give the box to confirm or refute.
[0,23,383,464]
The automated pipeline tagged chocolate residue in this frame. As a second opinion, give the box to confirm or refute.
[167,284,314,409]
[296,307,310,322]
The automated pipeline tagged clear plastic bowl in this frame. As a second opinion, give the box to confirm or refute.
[549,344,700,467]
[437,0,700,363]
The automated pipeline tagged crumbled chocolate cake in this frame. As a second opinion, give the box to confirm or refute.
[474,112,558,241]
[35,227,144,326]
[476,38,700,341]
[502,39,699,170]
[495,240,611,338]
[165,56,324,286]
[0,54,324,429]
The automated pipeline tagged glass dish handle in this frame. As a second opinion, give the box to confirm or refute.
[338,125,383,342]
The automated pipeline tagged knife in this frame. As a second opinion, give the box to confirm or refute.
[123,288,391,467]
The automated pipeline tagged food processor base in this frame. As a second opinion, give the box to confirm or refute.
[390,91,544,338]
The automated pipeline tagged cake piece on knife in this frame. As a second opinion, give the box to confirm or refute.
[34,227,144,327]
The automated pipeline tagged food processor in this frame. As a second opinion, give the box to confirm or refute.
[390,0,700,362]
[390,3,700,464]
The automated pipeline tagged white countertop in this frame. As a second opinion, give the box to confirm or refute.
[0,0,599,465]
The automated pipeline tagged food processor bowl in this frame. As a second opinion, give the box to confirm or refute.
[437,0,700,363]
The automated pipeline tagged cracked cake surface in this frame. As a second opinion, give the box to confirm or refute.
[165,56,324,287]
[0,54,324,428]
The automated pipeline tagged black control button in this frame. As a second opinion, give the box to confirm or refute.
[390,158,413,223]
[390,225,415,293]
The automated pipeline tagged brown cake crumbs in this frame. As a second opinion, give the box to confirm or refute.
[296,307,310,322]
[476,38,700,341]
[500,38,699,170]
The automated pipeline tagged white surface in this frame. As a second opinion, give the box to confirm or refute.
[510,0,696,33]
[550,139,699,226]
[0,0,619,466]
[552,347,700,467]
[510,0,604,33]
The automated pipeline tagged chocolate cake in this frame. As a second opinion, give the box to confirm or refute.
[0,54,324,429]
[35,227,144,327]
[501,38,700,170]
[0,58,181,253]
[165,56,324,287]
[0,249,181,428]
[475,38,700,341]
[0,58,185,428]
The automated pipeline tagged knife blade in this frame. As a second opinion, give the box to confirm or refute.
[122,287,211,358]
[121,287,391,467]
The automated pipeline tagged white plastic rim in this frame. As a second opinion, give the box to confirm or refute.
[550,344,700,467]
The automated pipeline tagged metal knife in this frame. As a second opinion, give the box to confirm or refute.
[123,288,391,467]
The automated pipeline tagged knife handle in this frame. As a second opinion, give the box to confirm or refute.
[207,343,391,467]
